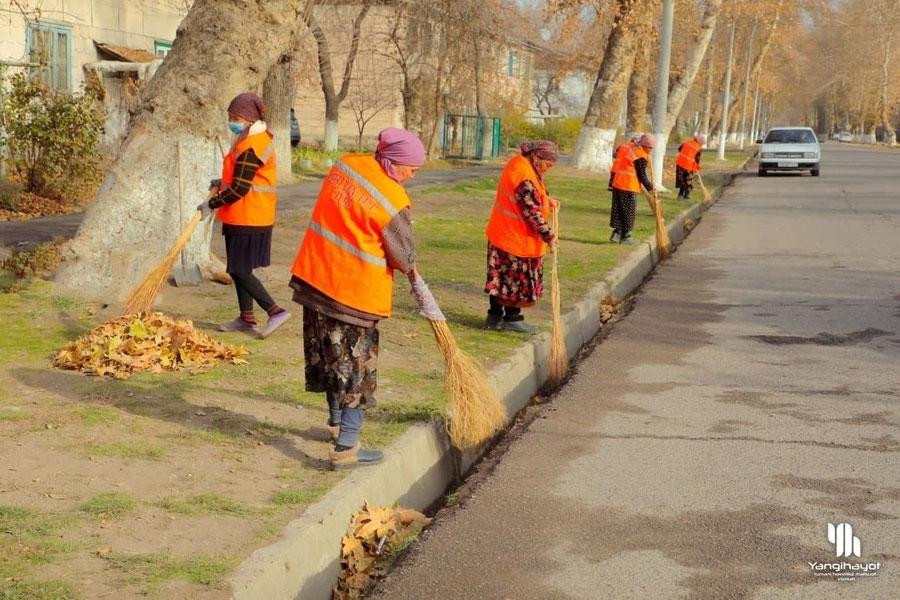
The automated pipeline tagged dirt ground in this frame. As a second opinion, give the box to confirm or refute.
[0,155,745,599]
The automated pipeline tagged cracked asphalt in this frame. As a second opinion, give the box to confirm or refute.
[372,144,900,599]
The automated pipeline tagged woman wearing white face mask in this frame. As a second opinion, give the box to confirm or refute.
[197,92,291,339]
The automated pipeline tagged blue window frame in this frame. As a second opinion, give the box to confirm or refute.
[26,22,73,91]
[508,51,515,76]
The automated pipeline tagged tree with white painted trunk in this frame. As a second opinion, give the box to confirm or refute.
[305,3,371,151]
[571,0,645,173]
[55,0,315,298]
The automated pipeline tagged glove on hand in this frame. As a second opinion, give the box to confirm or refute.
[197,201,213,219]
[409,273,446,321]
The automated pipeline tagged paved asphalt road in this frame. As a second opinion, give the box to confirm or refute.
[0,163,502,251]
[373,144,900,600]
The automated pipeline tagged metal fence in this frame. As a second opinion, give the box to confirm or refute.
[442,114,501,160]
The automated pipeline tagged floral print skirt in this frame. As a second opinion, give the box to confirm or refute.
[484,242,544,307]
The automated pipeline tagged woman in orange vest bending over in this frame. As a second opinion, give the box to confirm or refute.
[675,134,705,202]
[288,128,441,469]
[609,133,656,245]
[198,93,291,339]
[484,140,560,334]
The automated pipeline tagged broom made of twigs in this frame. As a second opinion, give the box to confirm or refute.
[695,171,712,204]
[646,164,671,260]
[428,318,507,450]
[122,190,215,316]
[547,204,568,386]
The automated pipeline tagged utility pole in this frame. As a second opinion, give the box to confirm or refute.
[738,21,757,149]
[717,16,736,161]
[651,0,675,191]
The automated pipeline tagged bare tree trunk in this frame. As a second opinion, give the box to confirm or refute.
[700,58,714,140]
[881,30,897,146]
[307,5,370,151]
[627,34,651,133]
[263,53,295,185]
[572,0,640,172]
[56,0,314,298]
[664,0,723,138]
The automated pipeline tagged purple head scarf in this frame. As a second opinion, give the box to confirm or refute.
[375,128,426,182]
[520,140,560,162]
[227,93,267,123]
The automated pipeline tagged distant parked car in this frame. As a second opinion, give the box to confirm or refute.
[290,108,301,147]
[758,126,820,177]
[837,131,852,143]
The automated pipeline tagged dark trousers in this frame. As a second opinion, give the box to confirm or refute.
[231,272,275,313]
[488,295,524,322]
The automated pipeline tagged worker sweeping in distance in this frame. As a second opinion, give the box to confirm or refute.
[675,134,705,202]
[198,92,291,339]
[288,128,442,469]
[609,133,656,245]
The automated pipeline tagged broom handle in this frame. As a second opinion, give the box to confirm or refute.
[216,135,227,159]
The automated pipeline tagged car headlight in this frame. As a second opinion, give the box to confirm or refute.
[761,152,774,158]
[803,152,818,158]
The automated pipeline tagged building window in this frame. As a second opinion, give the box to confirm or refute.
[154,41,173,58]
[508,51,515,76]
[26,22,72,91]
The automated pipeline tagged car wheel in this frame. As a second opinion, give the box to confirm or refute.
[758,168,767,177]
[811,168,819,177]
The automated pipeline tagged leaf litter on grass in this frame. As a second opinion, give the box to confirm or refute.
[52,312,249,378]
[333,501,431,599]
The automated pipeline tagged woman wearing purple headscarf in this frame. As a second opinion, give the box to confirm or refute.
[289,128,444,469]
[484,140,560,334]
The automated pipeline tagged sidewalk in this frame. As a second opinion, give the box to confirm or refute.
[0,164,504,251]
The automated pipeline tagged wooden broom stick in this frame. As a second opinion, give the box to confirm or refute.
[696,171,712,204]
[547,203,568,386]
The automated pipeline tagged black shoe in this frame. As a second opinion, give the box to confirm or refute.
[619,235,639,245]
[484,314,503,330]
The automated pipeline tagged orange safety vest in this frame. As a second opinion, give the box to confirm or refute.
[611,144,650,193]
[217,130,277,226]
[676,139,702,172]
[290,154,411,317]
[610,141,635,175]
[485,154,550,259]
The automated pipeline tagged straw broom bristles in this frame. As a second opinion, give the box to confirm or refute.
[696,171,712,204]
[547,205,568,386]
[122,210,204,316]
[428,319,507,449]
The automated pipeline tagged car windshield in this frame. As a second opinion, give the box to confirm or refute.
[764,129,817,144]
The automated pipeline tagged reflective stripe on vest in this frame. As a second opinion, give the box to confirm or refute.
[611,145,649,193]
[485,154,550,259]
[217,130,277,226]
[676,139,702,172]
[290,154,411,317]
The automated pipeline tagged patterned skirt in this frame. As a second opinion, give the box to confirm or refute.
[484,241,544,307]
[302,307,379,409]
[675,166,695,193]
[609,189,637,234]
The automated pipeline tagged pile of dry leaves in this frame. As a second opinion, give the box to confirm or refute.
[334,501,431,599]
[52,312,249,378]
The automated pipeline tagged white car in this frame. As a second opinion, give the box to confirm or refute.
[837,131,852,143]
[758,126,820,177]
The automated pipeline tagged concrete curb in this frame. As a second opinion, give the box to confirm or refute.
[229,169,742,600]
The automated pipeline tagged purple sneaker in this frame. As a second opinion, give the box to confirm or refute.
[219,317,259,333]
[260,311,291,339]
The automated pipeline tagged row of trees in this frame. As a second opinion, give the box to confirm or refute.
[56,0,899,295]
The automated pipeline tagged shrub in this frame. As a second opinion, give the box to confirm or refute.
[0,239,63,292]
[501,112,582,153]
[0,179,23,211]
[2,73,105,202]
